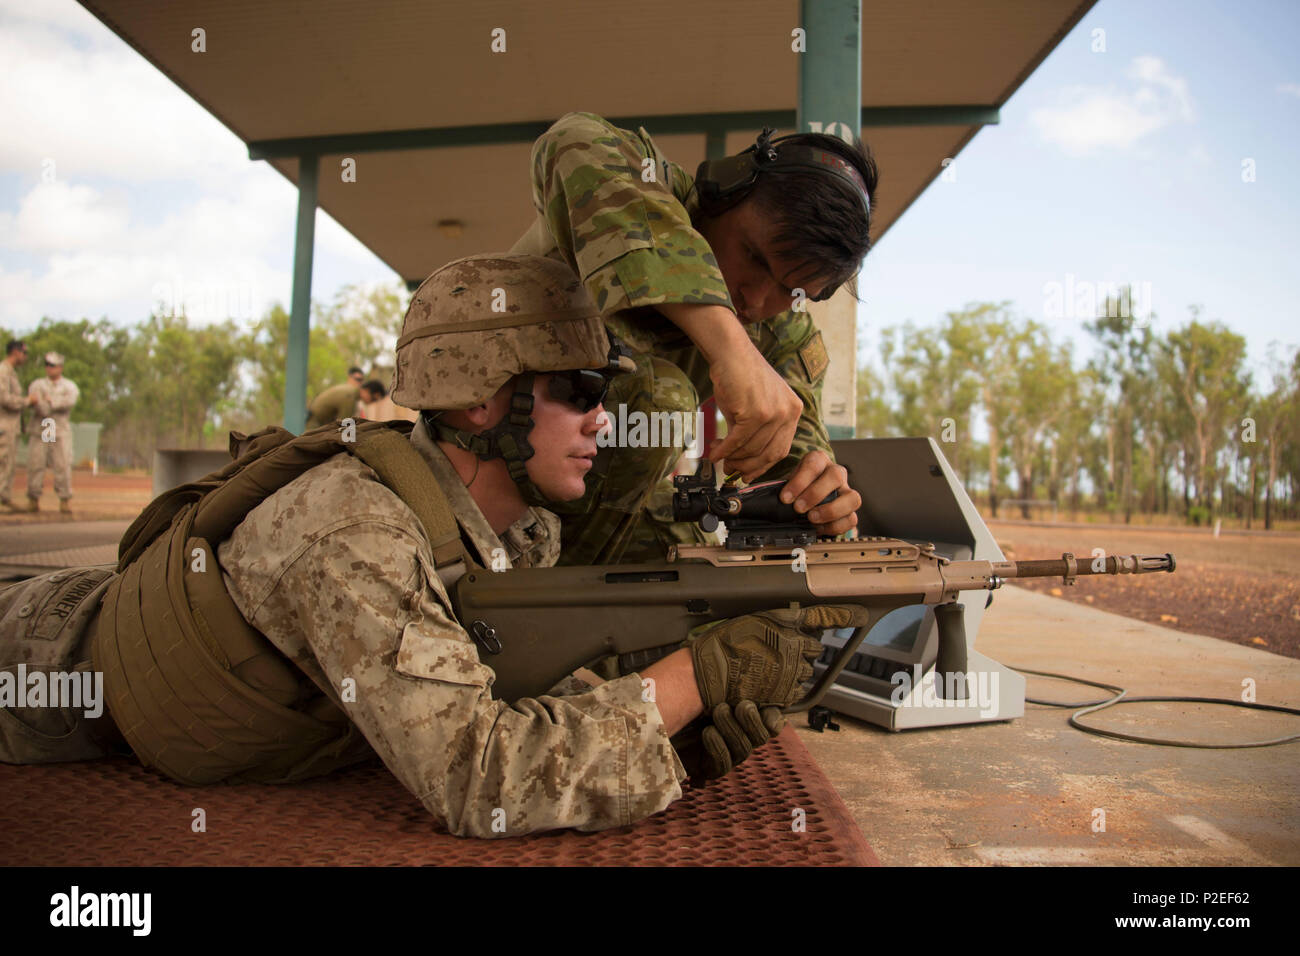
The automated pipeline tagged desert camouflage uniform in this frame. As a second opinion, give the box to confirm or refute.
[511,112,834,564]
[0,567,123,764]
[0,362,24,504]
[26,376,79,502]
[216,419,687,838]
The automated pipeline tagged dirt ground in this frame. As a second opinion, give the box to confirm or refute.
[0,467,152,525]
[988,519,1300,661]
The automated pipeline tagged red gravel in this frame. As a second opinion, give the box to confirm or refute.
[989,521,1300,660]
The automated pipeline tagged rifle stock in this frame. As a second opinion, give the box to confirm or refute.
[451,538,1175,711]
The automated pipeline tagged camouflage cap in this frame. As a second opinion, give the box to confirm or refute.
[393,254,615,410]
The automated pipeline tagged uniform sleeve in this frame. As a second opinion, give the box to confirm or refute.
[0,371,24,412]
[529,112,732,315]
[247,519,686,838]
[753,310,835,481]
[51,382,78,413]
[28,381,49,417]
[329,387,360,422]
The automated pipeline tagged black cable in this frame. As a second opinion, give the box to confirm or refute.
[1010,666,1300,748]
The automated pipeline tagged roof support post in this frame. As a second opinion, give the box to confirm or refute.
[284,153,318,432]
[798,0,861,440]
[704,127,727,161]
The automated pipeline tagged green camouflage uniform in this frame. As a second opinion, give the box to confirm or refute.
[304,382,361,430]
[511,112,834,565]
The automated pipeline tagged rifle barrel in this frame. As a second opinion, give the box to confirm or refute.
[993,553,1176,579]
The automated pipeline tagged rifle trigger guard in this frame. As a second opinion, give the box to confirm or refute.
[1062,552,1077,586]
[470,620,502,655]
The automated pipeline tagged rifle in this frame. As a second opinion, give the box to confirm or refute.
[452,462,1176,711]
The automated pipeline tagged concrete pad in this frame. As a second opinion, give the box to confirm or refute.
[0,520,129,558]
[0,520,128,579]
[796,585,1300,866]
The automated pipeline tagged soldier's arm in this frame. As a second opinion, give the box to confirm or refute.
[639,647,703,736]
[754,313,861,535]
[27,381,49,415]
[753,311,835,481]
[528,111,735,316]
[50,384,78,414]
[252,520,688,839]
[0,375,25,412]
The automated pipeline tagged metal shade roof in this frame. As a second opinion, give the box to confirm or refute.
[79,0,1094,283]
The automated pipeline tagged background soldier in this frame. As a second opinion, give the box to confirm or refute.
[0,340,35,511]
[358,378,418,423]
[25,351,79,514]
[303,368,378,429]
[512,112,874,563]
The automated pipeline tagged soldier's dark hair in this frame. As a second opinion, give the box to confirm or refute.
[347,366,364,377]
[5,340,25,356]
[361,379,387,399]
[747,133,878,300]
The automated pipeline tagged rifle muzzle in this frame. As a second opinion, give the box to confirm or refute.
[999,552,1176,580]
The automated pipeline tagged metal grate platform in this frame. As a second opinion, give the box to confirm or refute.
[0,726,877,866]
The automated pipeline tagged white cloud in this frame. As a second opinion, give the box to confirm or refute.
[0,172,302,328]
[0,6,247,184]
[1029,56,1194,154]
[0,0,394,332]
[0,169,387,330]
[1127,55,1193,120]
[1278,82,1300,98]
[0,180,130,252]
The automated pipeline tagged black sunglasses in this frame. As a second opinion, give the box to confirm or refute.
[546,369,610,413]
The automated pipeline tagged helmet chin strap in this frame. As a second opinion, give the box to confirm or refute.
[424,373,551,507]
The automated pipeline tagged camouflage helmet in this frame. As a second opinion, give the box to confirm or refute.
[393,254,614,411]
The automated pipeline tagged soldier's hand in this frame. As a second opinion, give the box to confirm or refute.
[700,700,785,778]
[707,343,802,482]
[689,605,865,709]
[781,450,860,536]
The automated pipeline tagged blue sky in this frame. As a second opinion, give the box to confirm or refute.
[860,0,1300,381]
[1,0,1297,384]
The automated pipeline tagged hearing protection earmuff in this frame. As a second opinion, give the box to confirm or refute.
[694,127,871,219]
